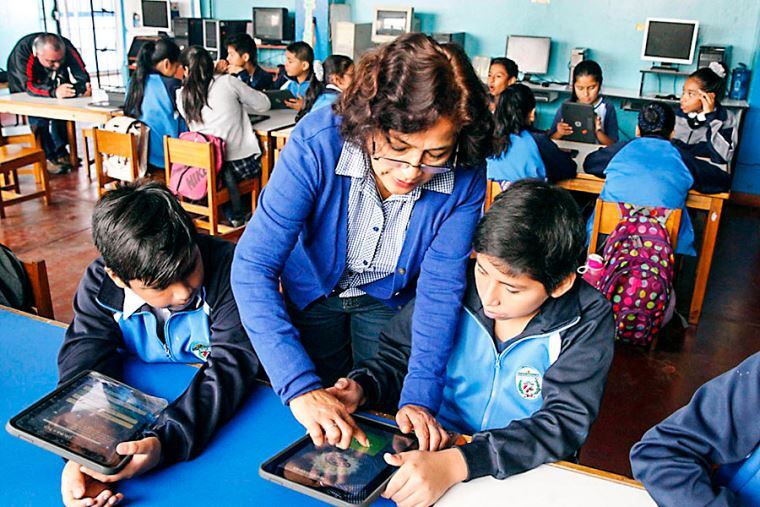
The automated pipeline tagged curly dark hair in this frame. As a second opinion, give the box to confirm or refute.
[335,33,493,167]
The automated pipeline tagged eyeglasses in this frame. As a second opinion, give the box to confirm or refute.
[371,137,457,175]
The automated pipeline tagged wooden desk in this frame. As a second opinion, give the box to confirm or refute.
[0,93,120,170]
[438,460,653,507]
[273,125,295,164]
[251,110,297,187]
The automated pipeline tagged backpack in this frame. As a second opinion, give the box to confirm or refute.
[0,242,33,312]
[595,203,677,346]
[101,116,150,180]
[168,131,226,200]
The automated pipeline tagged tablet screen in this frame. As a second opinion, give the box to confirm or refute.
[262,416,417,504]
[9,371,167,468]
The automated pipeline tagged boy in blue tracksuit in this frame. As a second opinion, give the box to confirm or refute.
[584,101,731,256]
[328,180,615,507]
[57,181,259,507]
[488,83,576,185]
[631,351,760,507]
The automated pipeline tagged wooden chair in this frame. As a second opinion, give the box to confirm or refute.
[21,259,54,320]
[92,127,140,196]
[587,199,682,255]
[0,129,50,219]
[164,135,261,236]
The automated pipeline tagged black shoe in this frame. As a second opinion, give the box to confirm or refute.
[46,158,70,175]
[229,212,252,228]
[52,154,73,172]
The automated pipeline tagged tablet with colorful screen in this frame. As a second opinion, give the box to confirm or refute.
[6,370,167,474]
[260,414,418,506]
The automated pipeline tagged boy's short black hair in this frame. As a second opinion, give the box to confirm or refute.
[91,180,198,290]
[473,180,585,292]
[638,101,676,139]
[225,33,258,65]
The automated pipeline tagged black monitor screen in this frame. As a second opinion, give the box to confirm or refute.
[644,21,696,61]
[205,20,218,48]
[254,8,285,40]
[142,0,168,28]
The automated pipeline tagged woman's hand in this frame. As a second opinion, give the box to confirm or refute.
[325,377,365,414]
[290,388,369,449]
[382,448,468,507]
[396,404,451,452]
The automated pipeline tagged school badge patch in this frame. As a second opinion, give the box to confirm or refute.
[515,366,542,400]
[190,342,210,361]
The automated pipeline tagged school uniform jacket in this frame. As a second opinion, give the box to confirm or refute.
[235,65,274,91]
[6,32,90,96]
[584,137,731,256]
[280,78,311,98]
[349,265,615,480]
[487,128,577,183]
[128,73,186,168]
[231,105,486,411]
[58,235,260,465]
[673,106,739,166]
[631,351,760,507]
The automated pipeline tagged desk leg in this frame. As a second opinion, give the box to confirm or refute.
[689,198,724,325]
[67,121,79,170]
[260,134,271,187]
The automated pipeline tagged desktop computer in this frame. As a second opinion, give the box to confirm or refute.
[432,32,466,48]
[506,35,551,82]
[173,18,204,51]
[333,22,373,61]
[641,18,699,70]
[252,8,295,45]
[569,47,587,84]
[698,46,731,70]
[203,20,249,60]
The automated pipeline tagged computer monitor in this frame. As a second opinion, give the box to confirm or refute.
[506,35,551,78]
[371,7,414,43]
[252,8,294,44]
[141,0,170,30]
[641,18,699,66]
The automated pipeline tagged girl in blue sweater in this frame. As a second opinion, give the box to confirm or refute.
[488,83,576,186]
[124,39,186,170]
[232,35,493,451]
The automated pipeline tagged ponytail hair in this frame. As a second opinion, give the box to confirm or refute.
[179,46,214,124]
[124,38,180,117]
[297,54,353,122]
[493,83,536,156]
[690,62,728,104]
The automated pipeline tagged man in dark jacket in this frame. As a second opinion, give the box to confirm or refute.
[57,181,260,507]
[7,32,91,173]
[328,180,615,506]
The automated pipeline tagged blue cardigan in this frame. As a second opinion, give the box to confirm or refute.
[231,106,486,410]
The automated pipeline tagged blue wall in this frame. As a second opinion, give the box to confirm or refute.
[0,2,43,67]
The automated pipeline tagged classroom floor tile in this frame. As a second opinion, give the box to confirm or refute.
[1,156,758,479]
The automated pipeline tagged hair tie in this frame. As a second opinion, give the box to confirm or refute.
[708,61,726,79]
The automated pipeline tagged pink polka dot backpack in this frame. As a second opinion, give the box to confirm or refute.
[595,203,676,346]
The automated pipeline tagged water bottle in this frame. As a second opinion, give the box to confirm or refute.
[578,253,605,288]
[729,64,751,101]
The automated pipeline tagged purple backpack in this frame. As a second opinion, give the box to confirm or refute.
[595,203,676,346]
[168,131,226,200]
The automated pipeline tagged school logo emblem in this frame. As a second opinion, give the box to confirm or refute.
[515,366,542,400]
[190,342,210,361]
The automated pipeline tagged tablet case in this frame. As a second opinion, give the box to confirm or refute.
[561,102,598,144]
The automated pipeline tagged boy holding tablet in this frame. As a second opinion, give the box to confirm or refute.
[57,181,260,506]
[329,180,615,506]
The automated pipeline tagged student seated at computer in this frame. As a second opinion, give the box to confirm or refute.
[328,180,615,507]
[295,54,354,122]
[550,60,618,146]
[124,38,186,171]
[487,57,518,113]
[176,46,271,227]
[215,33,274,91]
[280,41,314,111]
[487,84,576,186]
[673,62,739,167]
[584,101,731,256]
[631,351,760,507]
[58,181,260,507]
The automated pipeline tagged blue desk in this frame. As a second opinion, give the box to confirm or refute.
[0,308,393,506]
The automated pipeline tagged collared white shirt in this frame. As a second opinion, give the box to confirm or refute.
[121,287,203,336]
[334,142,455,298]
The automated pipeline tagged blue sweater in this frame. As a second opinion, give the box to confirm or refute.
[631,352,760,507]
[129,73,186,168]
[584,137,731,256]
[231,106,486,410]
[487,129,577,183]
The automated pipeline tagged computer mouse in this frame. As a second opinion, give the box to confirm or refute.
[541,81,550,87]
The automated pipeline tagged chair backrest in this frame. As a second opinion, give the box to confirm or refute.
[92,127,140,184]
[163,136,216,172]
[21,259,54,320]
[484,180,500,211]
[588,198,682,255]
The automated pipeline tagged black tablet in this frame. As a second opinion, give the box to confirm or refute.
[265,89,297,109]
[561,102,598,144]
[6,370,168,475]
[260,414,418,506]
